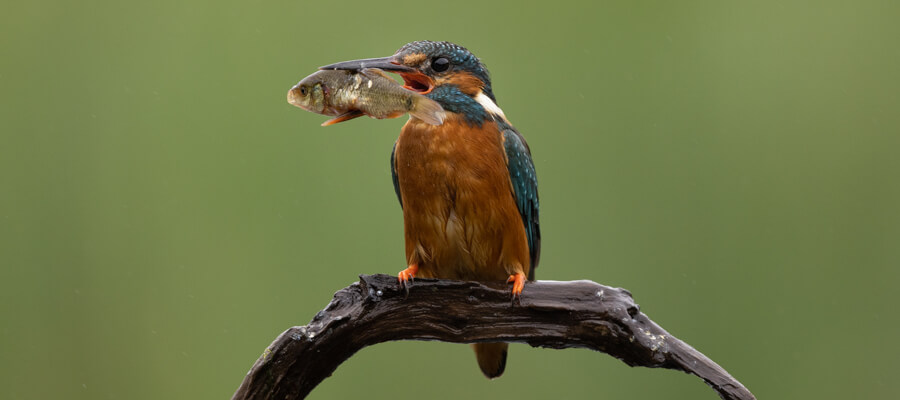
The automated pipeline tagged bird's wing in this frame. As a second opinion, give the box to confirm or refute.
[502,128,541,279]
[391,141,402,208]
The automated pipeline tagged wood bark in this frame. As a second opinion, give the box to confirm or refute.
[232,274,755,400]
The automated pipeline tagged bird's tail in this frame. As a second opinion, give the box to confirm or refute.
[410,96,446,126]
[471,342,508,379]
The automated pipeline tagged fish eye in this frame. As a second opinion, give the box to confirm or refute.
[432,57,450,72]
[299,85,308,96]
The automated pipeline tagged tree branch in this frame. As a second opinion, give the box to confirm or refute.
[232,274,755,400]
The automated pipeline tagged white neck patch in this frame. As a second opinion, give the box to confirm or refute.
[475,91,507,122]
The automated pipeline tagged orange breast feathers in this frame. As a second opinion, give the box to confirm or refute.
[394,115,530,282]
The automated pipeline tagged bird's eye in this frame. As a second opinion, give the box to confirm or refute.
[432,57,450,72]
[299,86,308,96]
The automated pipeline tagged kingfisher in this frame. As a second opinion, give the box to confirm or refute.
[321,41,540,379]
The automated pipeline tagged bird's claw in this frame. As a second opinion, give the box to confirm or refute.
[507,272,526,305]
[397,263,419,297]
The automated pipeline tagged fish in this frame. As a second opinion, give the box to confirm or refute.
[287,68,445,126]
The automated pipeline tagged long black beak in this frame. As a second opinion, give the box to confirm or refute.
[319,56,414,72]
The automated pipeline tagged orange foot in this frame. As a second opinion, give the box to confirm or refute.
[507,272,526,302]
[398,263,419,289]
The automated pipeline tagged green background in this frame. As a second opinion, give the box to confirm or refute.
[2,1,898,399]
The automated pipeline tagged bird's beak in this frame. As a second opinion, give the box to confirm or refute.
[320,55,434,94]
[319,56,414,73]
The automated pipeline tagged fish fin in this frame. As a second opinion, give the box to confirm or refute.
[321,110,365,126]
[410,96,446,126]
[360,68,394,80]
[384,111,406,119]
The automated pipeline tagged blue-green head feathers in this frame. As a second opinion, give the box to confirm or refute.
[395,41,495,101]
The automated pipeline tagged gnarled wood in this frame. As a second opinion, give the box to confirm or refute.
[232,274,755,400]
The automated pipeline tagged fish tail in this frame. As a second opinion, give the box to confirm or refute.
[410,95,446,126]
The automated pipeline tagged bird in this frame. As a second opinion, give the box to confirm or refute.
[320,41,540,379]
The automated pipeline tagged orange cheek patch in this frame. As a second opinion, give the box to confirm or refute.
[402,53,427,66]
[436,71,484,95]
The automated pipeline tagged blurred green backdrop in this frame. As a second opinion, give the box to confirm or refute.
[2,0,898,399]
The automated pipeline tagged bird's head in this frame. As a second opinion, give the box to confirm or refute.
[320,41,505,126]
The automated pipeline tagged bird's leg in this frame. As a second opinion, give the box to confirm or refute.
[507,272,526,303]
[397,263,419,290]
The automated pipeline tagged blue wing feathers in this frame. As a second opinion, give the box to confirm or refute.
[391,142,402,208]
[502,129,541,279]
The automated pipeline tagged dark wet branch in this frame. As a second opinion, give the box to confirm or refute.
[232,274,755,400]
